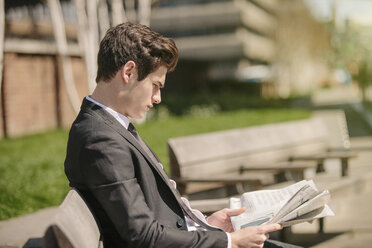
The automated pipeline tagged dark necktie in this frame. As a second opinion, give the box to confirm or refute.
[127,123,219,231]
[128,123,160,165]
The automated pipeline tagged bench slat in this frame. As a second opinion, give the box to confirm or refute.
[43,189,102,248]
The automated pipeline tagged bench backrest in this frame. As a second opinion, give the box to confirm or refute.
[313,110,351,149]
[168,117,329,193]
[43,189,102,248]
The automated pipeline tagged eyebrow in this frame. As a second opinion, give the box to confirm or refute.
[156,81,165,88]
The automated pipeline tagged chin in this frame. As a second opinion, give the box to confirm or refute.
[131,113,145,120]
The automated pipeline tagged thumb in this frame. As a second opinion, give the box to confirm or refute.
[261,223,283,233]
[225,208,246,217]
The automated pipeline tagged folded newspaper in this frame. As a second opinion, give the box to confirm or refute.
[229,180,335,230]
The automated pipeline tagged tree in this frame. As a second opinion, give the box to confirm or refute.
[355,59,372,102]
[48,0,153,114]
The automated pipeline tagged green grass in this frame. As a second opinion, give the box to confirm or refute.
[0,108,310,221]
[0,129,70,221]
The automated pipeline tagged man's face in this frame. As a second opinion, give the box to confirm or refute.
[122,65,167,119]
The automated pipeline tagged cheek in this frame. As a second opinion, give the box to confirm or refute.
[130,83,153,104]
[133,88,151,106]
[144,84,155,99]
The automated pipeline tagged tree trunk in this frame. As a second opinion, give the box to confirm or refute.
[87,0,99,91]
[138,0,151,26]
[0,0,4,100]
[74,0,98,92]
[111,0,127,25]
[98,0,110,39]
[47,0,81,114]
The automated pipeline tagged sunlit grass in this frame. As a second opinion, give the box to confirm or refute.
[0,129,70,220]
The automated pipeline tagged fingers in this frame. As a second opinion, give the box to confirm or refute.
[231,225,274,248]
[256,231,270,247]
[224,207,246,217]
[260,223,282,233]
[255,233,268,247]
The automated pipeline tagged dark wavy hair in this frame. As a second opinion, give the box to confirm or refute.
[96,22,178,82]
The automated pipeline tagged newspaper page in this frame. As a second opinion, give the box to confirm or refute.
[280,204,334,227]
[274,189,333,224]
[269,183,319,223]
[230,180,334,230]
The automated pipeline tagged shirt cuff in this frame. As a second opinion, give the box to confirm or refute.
[226,232,232,248]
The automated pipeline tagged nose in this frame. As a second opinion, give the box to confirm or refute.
[152,89,161,104]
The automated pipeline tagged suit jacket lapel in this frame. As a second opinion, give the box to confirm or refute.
[81,98,172,185]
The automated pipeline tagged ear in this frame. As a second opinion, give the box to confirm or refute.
[121,61,136,83]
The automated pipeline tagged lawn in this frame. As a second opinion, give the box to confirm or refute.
[0,108,310,220]
[0,129,70,221]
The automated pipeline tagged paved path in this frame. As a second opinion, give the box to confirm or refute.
[288,137,372,248]
[0,207,57,248]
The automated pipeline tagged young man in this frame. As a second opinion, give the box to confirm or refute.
[65,23,301,248]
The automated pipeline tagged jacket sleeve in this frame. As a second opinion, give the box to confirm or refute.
[77,129,228,248]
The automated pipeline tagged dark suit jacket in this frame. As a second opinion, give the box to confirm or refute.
[64,98,228,247]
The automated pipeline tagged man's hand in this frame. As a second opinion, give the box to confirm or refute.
[230,223,282,248]
[206,208,282,247]
[207,208,246,232]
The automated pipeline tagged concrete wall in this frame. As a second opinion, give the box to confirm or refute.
[1,53,88,138]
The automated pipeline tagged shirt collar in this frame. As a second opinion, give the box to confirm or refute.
[85,95,130,130]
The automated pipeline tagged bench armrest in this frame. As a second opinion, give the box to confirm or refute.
[239,161,316,172]
[174,174,271,185]
[173,173,275,195]
[239,161,317,182]
[289,151,357,161]
[289,151,357,177]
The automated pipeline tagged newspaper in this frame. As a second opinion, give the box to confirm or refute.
[229,180,334,230]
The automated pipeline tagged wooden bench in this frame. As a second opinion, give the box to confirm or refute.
[168,111,356,212]
[43,188,103,248]
[288,110,357,177]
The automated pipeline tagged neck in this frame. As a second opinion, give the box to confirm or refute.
[91,80,120,111]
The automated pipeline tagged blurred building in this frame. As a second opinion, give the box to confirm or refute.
[274,0,330,97]
[148,0,330,97]
[0,0,331,138]
[150,0,277,94]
